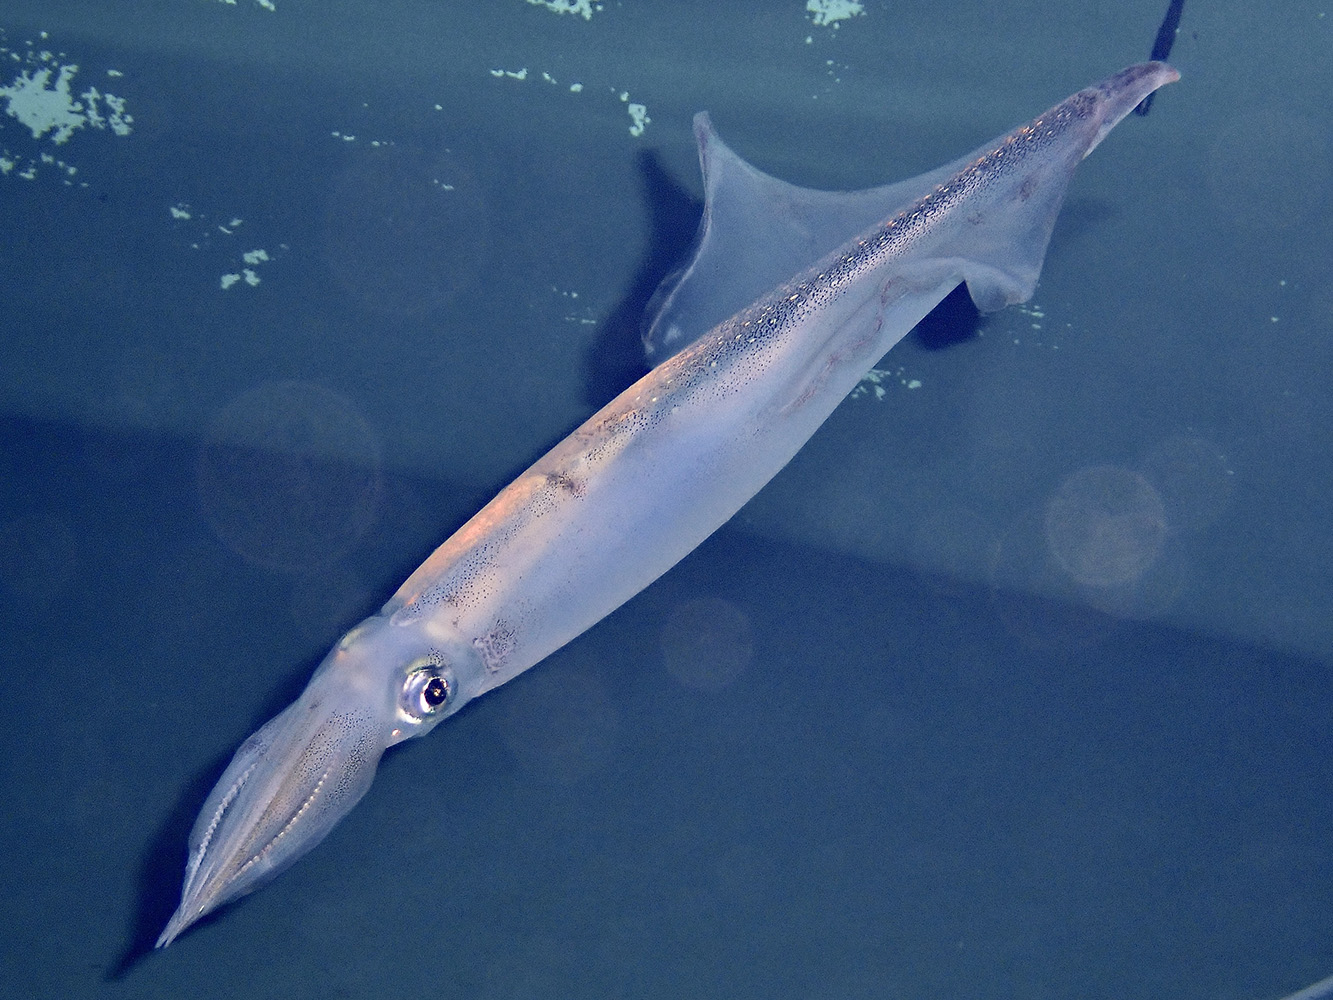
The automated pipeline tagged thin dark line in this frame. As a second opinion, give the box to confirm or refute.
[1134,0,1186,116]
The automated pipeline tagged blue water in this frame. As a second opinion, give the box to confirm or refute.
[2,2,1331,998]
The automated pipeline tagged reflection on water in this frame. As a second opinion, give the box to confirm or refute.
[1045,465,1167,588]
[659,596,754,693]
[196,380,383,572]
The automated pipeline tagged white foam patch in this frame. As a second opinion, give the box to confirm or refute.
[523,0,603,20]
[0,62,132,144]
[209,0,277,10]
[0,30,132,185]
[807,0,865,27]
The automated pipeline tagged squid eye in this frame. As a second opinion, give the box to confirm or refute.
[422,676,449,708]
[402,667,451,719]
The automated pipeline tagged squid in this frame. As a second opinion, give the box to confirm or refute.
[158,62,1178,946]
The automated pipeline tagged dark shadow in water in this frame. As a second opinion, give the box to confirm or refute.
[581,147,703,411]
[107,749,239,978]
[913,283,984,350]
